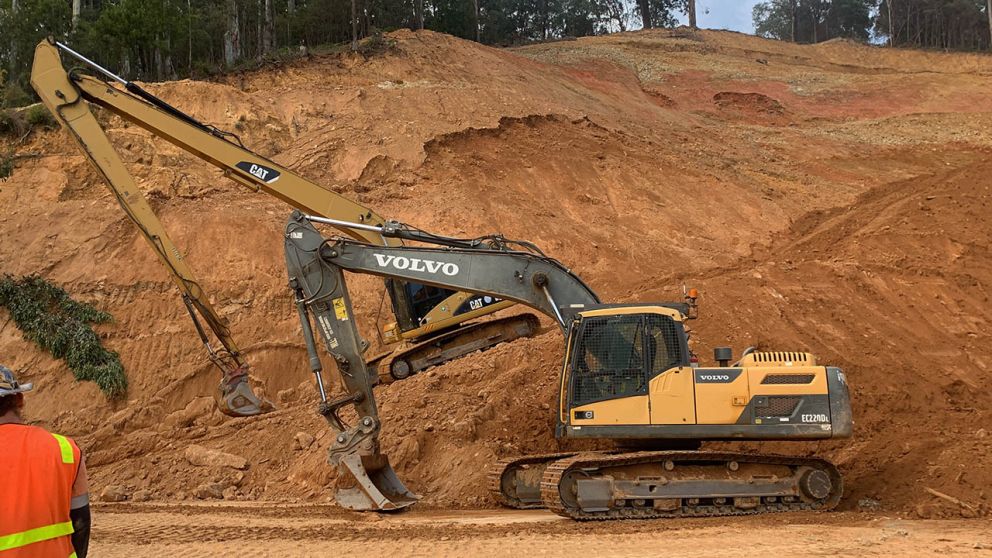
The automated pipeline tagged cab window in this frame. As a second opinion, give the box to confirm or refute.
[570,315,647,406]
[404,282,453,324]
[645,313,682,375]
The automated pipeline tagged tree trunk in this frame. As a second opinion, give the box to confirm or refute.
[811,5,823,43]
[10,0,18,70]
[187,0,193,73]
[987,0,991,51]
[474,0,480,41]
[540,0,548,40]
[287,0,295,46]
[224,0,240,67]
[351,0,358,51]
[638,0,651,29]
[417,0,424,29]
[121,53,131,80]
[165,35,174,79]
[72,0,81,29]
[263,0,274,54]
[154,34,163,81]
[687,0,696,29]
[790,0,797,42]
[888,0,894,46]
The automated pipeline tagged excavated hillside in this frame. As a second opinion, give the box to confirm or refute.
[1,28,991,517]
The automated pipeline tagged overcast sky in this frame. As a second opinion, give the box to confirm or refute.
[673,0,761,34]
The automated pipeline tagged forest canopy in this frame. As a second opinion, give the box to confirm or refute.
[0,0,691,92]
[1,0,990,106]
[752,0,991,50]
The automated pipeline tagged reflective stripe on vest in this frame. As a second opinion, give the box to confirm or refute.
[51,433,75,464]
[0,521,74,552]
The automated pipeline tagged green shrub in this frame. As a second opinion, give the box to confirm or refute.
[1,74,34,109]
[0,151,13,180]
[0,275,127,398]
[0,109,26,137]
[357,32,397,57]
[24,104,56,129]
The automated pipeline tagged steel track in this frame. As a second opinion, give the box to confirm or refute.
[540,450,842,520]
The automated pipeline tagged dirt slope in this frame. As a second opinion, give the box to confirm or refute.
[1,28,990,517]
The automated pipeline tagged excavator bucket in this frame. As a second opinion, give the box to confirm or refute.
[216,376,274,417]
[335,453,419,511]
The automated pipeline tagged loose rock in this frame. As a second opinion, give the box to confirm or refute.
[100,485,129,502]
[294,432,316,450]
[194,483,225,499]
[131,489,153,502]
[185,445,249,470]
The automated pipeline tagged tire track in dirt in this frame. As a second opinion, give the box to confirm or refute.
[88,505,992,557]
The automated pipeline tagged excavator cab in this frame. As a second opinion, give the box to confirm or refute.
[558,305,853,443]
[558,306,690,430]
[383,278,515,343]
[384,279,455,334]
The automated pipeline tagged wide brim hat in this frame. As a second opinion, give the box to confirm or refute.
[0,365,33,396]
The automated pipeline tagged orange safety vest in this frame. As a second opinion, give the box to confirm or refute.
[0,424,81,558]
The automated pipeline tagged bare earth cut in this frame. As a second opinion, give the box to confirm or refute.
[2,28,991,553]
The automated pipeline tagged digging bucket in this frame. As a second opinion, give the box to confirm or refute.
[336,453,419,511]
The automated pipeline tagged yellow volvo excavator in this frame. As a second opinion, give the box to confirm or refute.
[29,39,539,416]
[283,211,853,518]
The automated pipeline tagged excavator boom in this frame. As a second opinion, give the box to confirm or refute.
[32,41,394,243]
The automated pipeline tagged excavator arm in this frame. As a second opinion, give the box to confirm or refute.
[283,211,600,509]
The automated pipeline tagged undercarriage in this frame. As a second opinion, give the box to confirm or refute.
[493,450,841,520]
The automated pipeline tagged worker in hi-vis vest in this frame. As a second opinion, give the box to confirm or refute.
[0,365,91,558]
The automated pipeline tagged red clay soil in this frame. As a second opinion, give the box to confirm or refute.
[1,29,990,518]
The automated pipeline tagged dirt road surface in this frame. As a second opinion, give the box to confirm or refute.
[89,503,991,557]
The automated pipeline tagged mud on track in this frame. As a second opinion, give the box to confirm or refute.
[90,503,992,557]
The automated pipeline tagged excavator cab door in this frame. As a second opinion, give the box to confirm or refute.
[564,312,652,426]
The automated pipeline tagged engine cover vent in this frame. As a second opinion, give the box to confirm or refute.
[740,351,816,367]
[764,396,801,417]
[761,373,816,384]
